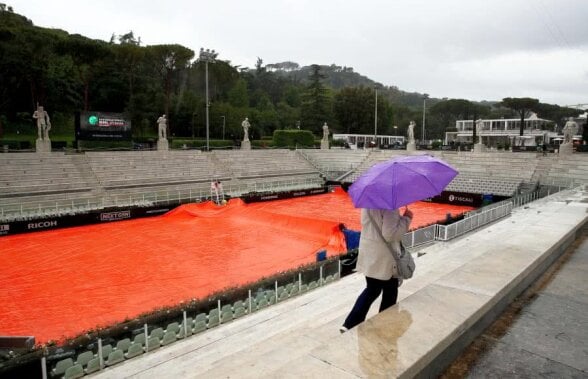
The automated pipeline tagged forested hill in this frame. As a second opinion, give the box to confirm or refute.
[267,62,429,108]
[0,6,437,140]
[3,6,580,144]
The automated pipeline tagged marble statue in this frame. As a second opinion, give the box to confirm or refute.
[33,105,51,140]
[407,121,415,144]
[157,115,167,139]
[242,117,250,141]
[562,118,578,144]
[322,122,329,142]
[475,119,483,144]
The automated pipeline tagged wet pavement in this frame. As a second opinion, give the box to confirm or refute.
[444,224,588,378]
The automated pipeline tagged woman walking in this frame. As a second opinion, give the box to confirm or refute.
[340,206,413,332]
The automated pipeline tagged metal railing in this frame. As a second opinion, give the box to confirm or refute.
[402,224,437,248]
[436,202,513,241]
[36,258,341,379]
[438,182,578,242]
[0,177,324,221]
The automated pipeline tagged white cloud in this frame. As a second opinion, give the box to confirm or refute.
[440,48,588,104]
[9,0,588,105]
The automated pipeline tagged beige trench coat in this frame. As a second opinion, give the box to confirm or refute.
[356,208,412,281]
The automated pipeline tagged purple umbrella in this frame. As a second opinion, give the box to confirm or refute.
[348,155,458,210]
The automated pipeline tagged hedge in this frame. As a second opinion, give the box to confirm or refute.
[273,129,315,148]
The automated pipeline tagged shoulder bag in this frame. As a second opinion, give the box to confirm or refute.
[367,212,416,280]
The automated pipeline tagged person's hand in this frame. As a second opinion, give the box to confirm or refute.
[403,207,413,219]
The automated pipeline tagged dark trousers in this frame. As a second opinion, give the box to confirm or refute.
[343,276,399,329]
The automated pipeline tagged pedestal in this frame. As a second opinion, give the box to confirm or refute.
[157,138,169,151]
[320,140,329,150]
[474,143,486,153]
[35,138,51,153]
[559,143,573,155]
[406,142,416,151]
[241,140,251,150]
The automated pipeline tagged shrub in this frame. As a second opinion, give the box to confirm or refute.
[273,129,315,148]
[331,138,346,147]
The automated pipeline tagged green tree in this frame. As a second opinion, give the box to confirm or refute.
[276,101,300,130]
[333,86,374,134]
[283,85,302,108]
[112,32,144,111]
[59,35,112,110]
[301,64,331,134]
[534,103,583,128]
[227,78,249,107]
[144,44,194,134]
[431,99,489,142]
[500,97,540,136]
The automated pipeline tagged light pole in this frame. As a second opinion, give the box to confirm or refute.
[198,48,218,151]
[422,93,429,144]
[374,86,378,145]
[191,112,197,139]
[221,116,225,140]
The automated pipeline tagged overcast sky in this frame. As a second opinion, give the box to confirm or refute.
[10,0,588,107]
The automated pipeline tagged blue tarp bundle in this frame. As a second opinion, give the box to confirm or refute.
[342,228,361,250]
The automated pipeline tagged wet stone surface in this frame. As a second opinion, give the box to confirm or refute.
[443,226,588,378]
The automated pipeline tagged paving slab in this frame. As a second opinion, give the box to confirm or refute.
[541,238,588,302]
[465,339,588,379]
[449,221,588,378]
[308,284,491,378]
[498,293,588,373]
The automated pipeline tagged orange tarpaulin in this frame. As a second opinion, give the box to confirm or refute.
[249,187,475,232]
[0,189,474,344]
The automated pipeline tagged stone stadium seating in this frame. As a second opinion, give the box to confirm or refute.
[86,151,226,187]
[444,175,521,196]
[342,151,540,197]
[541,154,588,186]
[212,150,321,179]
[343,150,416,182]
[297,149,370,179]
[0,153,97,197]
[439,151,539,182]
[2,149,587,222]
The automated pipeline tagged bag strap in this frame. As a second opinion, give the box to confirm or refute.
[366,211,402,268]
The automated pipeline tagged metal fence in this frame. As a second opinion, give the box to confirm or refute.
[436,202,513,241]
[406,183,574,246]
[402,224,437,248]
[35,258,341,379]
[0,177,324,221]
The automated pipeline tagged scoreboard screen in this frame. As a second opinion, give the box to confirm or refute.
[76,111,132,141]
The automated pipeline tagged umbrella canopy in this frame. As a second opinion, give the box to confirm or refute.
[348,155,458,210]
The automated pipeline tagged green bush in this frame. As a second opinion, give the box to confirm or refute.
[79,140,133,150]
[171,139,235,149]
[331,138,346,147]
[273,129,315,148]
[50,140,68,150]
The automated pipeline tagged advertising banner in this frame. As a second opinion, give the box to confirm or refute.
[242,187,328,203]
[0,205,175,237]
[76,111,132,141]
